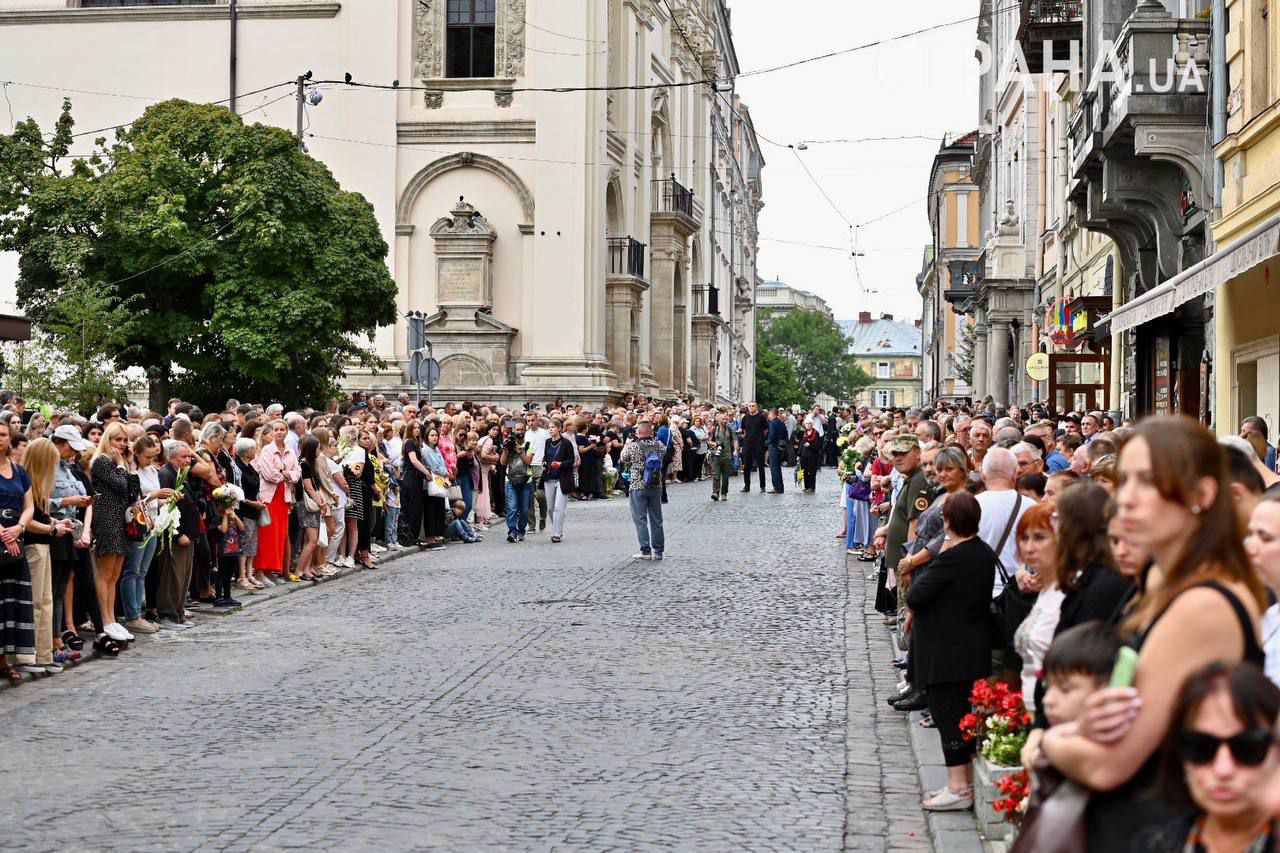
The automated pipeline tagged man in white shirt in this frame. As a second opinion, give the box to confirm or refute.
[524,411,550,533]
[284,412,306,457]
[976,447,1035,598]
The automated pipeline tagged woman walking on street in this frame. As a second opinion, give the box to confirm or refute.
[799,417,822,492]
[541,417,574,543]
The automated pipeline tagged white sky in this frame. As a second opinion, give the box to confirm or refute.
[731,0,980,322]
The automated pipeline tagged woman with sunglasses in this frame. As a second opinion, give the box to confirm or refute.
[1040,417,1268,850]
[1135,661,1279,852]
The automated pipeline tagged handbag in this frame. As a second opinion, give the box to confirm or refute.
[258,504,272,528]
[124,503,149,542]
[988,494,1025,647]
[1010,762,1089,853]
[427,475,450,499]
[446,484,463,502]
[0,508,25,572]
[303,492,321,513]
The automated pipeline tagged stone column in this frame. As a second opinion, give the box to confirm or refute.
[972,322,989,401]
[648,249,676,393]
[988,318,1011,407]
[606,287,633,387]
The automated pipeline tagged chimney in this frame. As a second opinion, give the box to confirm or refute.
[858,311,872,323]
[881,313,894,321]
[914,319,922,328]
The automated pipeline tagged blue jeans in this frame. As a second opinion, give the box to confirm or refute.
[459,476,474,520]
[628,486,664,555]
[446,518,478,542]
[122,536,158,621]
[504,480,534,536]
[384,504,400,545]
[768,444,785,492]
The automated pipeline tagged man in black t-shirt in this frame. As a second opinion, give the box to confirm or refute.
[738,402,768,492]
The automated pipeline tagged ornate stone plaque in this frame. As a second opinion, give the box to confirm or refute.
[438,258,483,304]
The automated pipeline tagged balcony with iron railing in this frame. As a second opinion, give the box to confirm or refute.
[607,236,646,280]
[1017,0,1083,74]
[651,174,700,236]
[692,283,721,318]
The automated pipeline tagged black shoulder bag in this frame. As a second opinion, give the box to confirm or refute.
[989,494,1036,648]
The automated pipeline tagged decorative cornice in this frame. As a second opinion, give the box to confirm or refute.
[397,120,535,145]
[0,2,340,25]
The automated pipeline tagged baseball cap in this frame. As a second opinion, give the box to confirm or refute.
[888,434,920,454]
[52,424,92,452]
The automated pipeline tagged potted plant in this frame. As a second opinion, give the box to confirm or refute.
[962,678,1032,839]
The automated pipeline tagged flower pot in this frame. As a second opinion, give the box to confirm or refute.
[975,757,1019,842]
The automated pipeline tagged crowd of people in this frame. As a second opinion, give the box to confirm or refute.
[0,389,845,685]
[839,398,1280,851]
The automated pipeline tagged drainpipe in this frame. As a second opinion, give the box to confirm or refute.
[1211,0,1226,214]
[229,0,238,114]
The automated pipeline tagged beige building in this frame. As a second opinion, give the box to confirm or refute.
[0,0,762,405]
[754,277,833,318]
[843,313,923,409]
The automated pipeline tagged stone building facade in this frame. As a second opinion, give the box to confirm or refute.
[0,0,763,405]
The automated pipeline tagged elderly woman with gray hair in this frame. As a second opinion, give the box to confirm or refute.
[231,437,267,591]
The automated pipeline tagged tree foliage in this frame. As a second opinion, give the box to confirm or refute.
[756,309,872,406]
[0,98,398,411]
[754,343,804,410]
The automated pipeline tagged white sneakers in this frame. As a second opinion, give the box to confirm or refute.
[104,622,135,642]
[371,543,387,553]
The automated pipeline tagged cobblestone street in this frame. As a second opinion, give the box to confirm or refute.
[0,473,939,852]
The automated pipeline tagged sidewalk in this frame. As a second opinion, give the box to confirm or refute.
[0,543,419,694]
[872,584,991,853]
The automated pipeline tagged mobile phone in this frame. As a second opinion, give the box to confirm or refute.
[1108,646,1139,689]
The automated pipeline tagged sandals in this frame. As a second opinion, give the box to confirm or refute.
[61,630,85,652]
[923,788,973,812]
[93,634,122,657]
[236,579,256,591]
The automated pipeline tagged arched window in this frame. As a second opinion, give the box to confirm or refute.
[447,0,496,78]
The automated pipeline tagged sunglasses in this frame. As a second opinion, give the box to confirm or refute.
[1176,729,1275,766]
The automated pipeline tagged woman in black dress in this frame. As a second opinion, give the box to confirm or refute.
[798,418,823,492]
[906,490,996,812]
[679,419,701,483]
[398,420,429,547]
[89,422,139,647]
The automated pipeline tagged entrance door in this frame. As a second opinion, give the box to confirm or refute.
[1233,336,1280,438]
[1049,354,1109,412]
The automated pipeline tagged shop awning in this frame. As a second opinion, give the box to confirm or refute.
[1100,212,1280,336]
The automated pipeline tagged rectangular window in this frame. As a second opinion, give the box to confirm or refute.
[875,389,893,408]
[446,0,496,78]
[877,362,891,379]
[79,0,214,5]
[956,191,969,248]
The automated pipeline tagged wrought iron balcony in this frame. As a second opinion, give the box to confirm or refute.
[693,283,720,317]
[607,236,646,279]
[652,174,695,220]
[1017,0,1083,74]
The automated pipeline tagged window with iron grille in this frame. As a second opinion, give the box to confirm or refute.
[446,0,496,78]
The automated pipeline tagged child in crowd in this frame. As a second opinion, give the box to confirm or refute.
[445,500,481,544]
[1022,620,1122,769]
[383,457,402,550]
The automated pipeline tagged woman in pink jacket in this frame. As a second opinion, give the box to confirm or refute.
[252,420,301,581]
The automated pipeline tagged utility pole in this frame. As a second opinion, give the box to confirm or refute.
[229,0,238,113]
[295,74,306,150]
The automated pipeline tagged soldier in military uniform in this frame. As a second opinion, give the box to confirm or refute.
[872,434,931,618]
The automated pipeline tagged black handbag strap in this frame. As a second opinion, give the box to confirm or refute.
[993,493,1023,584]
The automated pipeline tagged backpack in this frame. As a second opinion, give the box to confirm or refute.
[642,447,664,488]
[507,452,530,486]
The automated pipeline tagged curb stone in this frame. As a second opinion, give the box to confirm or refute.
[882,621,993,853]
[0,543,419,694]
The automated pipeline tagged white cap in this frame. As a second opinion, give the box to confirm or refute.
[52,425,91,452]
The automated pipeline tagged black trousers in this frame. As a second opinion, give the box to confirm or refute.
[71,548,104,634]
[802,457,818,491]
[215,555,237,600]
[927,682,977,767]
[51,558,75,641]
[742,444,766,490]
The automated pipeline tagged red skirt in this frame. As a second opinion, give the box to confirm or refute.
[254,487,289,573]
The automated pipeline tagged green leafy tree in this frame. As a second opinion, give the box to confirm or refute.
[754,343,805,410]
[756,309,872,404]
[0,98,398,411]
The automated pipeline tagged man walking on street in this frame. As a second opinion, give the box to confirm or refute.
[620,419,665,560]
[738,401,768,492]
[524,412,550,533]
[707,411,737,501]
[767,408,787,494]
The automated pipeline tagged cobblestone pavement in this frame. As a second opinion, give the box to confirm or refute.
[0,472,940,852]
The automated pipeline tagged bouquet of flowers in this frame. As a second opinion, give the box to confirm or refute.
[144,466,189,552]
[838,445,863,477]
[212,483,245,510]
